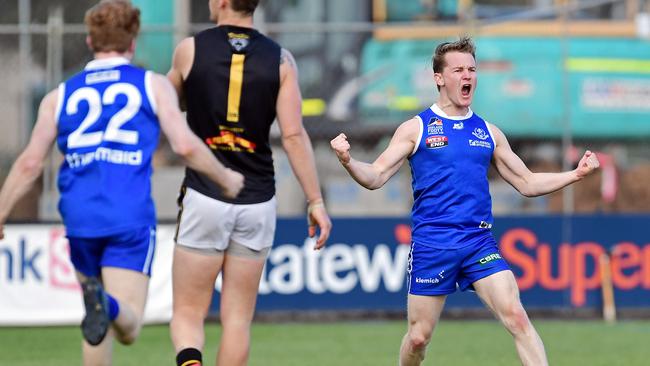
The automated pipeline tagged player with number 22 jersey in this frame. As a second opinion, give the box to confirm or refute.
[0,1,243,361]
[56,58,159,238]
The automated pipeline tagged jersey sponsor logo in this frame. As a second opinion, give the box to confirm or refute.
[228,32,250,52]
[468,139,492,149]
[453,122,464,130]
[65,147,143,168]
[472,127,489,140]
[205,126,257,153]
[426,135,448,149]
[428,117,443,126]
[478,253,502,265]
[427,117,444,135]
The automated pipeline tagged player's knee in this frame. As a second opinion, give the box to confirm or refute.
[407,330,431,350]
[116,333,136,345]
[115,328,140,345]
[501,304,531,335]
[115,321,143,345]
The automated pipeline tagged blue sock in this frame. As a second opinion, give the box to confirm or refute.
[107,294,119,321]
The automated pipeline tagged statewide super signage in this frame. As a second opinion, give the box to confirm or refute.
[0,216,648,326]
[495,216,650,308]
[211,215,650,312]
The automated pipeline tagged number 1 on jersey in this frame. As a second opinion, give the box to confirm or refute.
[227,54,245,122]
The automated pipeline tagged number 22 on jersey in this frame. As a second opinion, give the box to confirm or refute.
[65,82,141,149]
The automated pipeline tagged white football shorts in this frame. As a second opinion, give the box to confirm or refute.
[175,187,277,252]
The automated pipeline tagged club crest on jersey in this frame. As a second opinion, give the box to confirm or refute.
[427,117,444,135]
[472,127,489,140]
[228,32,250,52]
[426,135,448,149]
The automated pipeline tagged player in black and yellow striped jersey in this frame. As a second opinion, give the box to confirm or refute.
[167,1,332,365]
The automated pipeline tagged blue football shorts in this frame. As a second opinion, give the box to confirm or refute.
[68,225,156,277]
[407,232,510,295]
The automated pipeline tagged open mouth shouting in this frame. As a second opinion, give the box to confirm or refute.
[461,83,472,97]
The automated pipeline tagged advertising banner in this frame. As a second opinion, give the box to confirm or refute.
[494,215,650,308]
[1,215,648,325]
[0,225,174,326]
[222,215,650,312]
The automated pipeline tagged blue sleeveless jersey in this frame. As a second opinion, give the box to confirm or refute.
[55,57,160,237]
[408,105,496,248]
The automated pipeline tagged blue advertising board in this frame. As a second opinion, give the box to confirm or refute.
[209,215,650,313]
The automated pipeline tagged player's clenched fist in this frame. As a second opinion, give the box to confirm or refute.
[330,133,351,165]
[222,168,245,199]
[576,150,600,179]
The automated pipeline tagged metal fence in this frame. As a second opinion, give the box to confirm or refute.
[0,0,649,222]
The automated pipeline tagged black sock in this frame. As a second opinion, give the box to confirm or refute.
[176,347,202,366]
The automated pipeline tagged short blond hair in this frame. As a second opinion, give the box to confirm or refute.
[432,36,476,73]
[85,0,140,53]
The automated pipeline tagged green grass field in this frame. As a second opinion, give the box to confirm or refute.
[1,320,648,365]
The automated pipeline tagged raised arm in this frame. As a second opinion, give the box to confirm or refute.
[166,37,194,108]
[490,123,599,197]
[0,89,58,238]
[276,48,331,249]
[331,118,419,190]
[152,73,243,199]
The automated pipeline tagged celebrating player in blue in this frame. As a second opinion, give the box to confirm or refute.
[0,1,243,365]
[331,37,600,366]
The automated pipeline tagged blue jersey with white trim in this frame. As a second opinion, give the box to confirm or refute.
[408,105,495,248]
[56,57,160,237]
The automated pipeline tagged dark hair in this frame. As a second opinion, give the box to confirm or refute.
[231,0,260,15]
[85,0,140,53]
[432,36,476,74]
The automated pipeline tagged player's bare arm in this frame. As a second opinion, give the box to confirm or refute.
[276,47,331,249]
[167,37,194,109]
[152,73,244,199]
[331,118,419,190]
[0,89,58,238]
[276,48,319,201]
[490,123,600,197]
